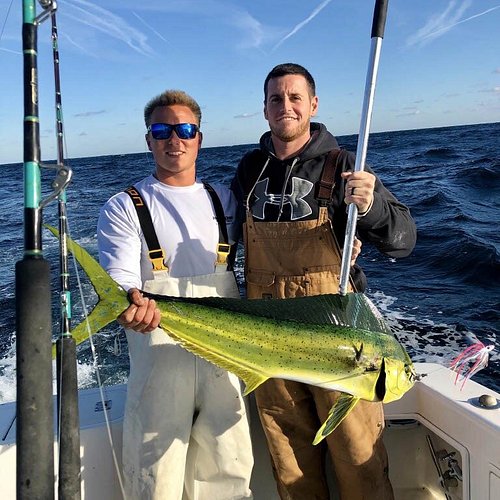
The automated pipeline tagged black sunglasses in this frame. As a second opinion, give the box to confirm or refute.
[147,123,199,140]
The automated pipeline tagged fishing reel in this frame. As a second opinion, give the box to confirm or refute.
[35,0,57,25]
[39,162,73,209]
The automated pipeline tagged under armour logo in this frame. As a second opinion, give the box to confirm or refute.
[252,177,313,220]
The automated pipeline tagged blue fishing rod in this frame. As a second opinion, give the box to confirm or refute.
[48,5,82,500]
[339,0,389,295]
[17,1,54,497]
[17,1,74,498]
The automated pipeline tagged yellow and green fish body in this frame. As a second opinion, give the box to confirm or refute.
[152,296,414,403]
[49,227,415,443]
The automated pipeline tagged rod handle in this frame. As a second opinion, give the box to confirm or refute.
[371,0,389,38]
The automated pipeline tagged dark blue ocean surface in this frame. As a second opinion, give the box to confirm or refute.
[0,122,499,401]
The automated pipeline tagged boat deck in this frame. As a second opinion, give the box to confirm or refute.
[1,363,499,499]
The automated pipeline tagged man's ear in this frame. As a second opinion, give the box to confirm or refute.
[198,131,203,149]
[311,96,319,117]
[263,101,268,121]
[146,134,152,151]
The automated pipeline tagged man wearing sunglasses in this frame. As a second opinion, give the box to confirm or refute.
[231,63,416,500]
[97,90,253,500]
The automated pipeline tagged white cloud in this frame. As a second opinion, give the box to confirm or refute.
[106,0,278,51]
[272,0,334,51]
[62,0,154,57]
[477,86,500,93]
[406,1,500,47]
[234,112,260,119]
[132,11,170,45]
[0,47,21,55]
[74,110,107,118]
[396,110,420,117]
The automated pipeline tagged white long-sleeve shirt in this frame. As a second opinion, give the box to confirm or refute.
[97,175,238,291]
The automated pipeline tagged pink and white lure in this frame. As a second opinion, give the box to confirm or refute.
[450,342,494,389]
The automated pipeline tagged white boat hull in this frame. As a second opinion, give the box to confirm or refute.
[1,362,499,499]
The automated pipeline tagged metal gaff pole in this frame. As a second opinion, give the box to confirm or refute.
[338,0,389,295]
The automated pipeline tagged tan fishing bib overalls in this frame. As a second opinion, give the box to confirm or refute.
[243,160,393,500]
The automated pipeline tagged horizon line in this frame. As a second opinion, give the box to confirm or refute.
[1,120,498,166]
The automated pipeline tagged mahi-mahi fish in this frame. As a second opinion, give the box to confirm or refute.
[48,227,416,444]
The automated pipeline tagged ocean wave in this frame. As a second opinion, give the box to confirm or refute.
[408,231,499,289]
[451,164,500,190]
[411,190,452,209]
[369,291,499,392]
[409,147,461,161]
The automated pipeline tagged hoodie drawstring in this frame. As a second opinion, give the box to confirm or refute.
[277,157,298,222]
[245,157,271,212]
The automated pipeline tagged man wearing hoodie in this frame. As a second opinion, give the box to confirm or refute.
[231,63,417,500]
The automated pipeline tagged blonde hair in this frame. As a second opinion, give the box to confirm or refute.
[144,90,202,127]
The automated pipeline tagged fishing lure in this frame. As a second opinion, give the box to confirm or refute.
[450,342,494,389]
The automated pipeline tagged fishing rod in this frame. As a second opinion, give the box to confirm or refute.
[48,5,82,500]
[17,1,73,498]
[338,0,389,295]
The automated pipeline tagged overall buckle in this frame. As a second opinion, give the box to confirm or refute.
[148,249,168,271]
[216,243,231,266]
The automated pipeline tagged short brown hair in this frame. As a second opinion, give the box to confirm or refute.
[144,90,202,127]
[264,63,316,102]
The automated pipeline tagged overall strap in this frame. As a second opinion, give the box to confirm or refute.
[314,149,357,291]
[124,186,168,271]
[316,148,343,206]
[203,182,231,267]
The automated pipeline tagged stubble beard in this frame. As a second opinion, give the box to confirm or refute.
[271,119,310,143]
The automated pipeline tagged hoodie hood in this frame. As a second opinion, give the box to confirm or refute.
[259,122,339,162]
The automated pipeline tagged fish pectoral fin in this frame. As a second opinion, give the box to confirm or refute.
[354,343,364,362]
[242,373,269,396]
[313,394,360,445]
[159,325,269,396]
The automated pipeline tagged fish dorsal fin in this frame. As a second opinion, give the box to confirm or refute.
[313,393,360,445]
[160,325,268,395]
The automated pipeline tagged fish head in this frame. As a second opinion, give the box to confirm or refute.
[379,357,416,403]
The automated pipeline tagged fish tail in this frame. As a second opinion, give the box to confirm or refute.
[45,225,130,348]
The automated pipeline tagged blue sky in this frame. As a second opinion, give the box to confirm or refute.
[0,0,499,164]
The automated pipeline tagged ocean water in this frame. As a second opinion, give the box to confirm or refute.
[0,122,499,402]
